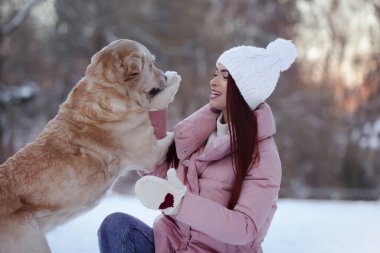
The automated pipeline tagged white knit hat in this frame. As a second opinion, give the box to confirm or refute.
[217,38,297,109]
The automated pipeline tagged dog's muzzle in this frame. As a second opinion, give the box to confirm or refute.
[148,88,161,97]
[149,75,167,97]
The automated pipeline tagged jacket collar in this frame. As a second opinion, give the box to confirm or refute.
[173,103,276,161]
[173,104,218,161]
[256,103,277,142]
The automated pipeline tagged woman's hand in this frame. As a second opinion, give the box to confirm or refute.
[149,71,181,111]
[135,168,187,215]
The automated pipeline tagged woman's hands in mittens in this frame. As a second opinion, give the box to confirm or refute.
[149,71,181,111]
[135,168,187,215]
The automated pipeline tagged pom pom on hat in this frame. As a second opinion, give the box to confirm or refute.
[217,38,297,109]
[266,38,297,71]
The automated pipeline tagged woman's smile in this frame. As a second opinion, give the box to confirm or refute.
[210,89,222,99]
[209,63,228,112]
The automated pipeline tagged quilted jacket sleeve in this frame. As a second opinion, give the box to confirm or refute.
[137,110,170,178]
[149,109,167,140]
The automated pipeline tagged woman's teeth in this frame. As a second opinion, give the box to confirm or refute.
[210,91,221,98]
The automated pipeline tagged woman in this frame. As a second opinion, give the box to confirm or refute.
[98,38,297,253]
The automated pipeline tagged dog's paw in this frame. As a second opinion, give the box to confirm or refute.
[161,131,174,146]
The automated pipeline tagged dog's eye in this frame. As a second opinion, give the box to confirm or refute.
[124,73,140,82]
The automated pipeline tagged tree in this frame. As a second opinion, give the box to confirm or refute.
[0,0,45,162]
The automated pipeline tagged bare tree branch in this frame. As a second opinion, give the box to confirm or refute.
[1,0,45,36]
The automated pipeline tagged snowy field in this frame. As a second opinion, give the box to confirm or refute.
[46,194,380,253]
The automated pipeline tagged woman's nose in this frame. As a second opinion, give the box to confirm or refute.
[210,77,217,87]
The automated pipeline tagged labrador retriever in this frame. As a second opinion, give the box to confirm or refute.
[0,39,180,253]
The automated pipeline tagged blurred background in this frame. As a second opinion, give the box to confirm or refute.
[1,0,380,201]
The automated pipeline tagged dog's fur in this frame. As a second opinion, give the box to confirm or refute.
[0,39,180,253]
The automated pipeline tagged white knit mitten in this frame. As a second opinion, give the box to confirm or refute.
[149,71,181,111]
[135,168,187,215]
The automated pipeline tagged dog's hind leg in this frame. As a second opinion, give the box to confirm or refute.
[0,212,51,253]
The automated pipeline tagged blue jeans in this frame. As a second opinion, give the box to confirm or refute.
[98,212,154,253]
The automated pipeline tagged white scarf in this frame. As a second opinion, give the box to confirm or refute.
[205,113,229,150]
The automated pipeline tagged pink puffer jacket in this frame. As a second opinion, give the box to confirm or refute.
[147,103,281,253]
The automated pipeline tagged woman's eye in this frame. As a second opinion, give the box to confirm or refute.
[212,73,217,77]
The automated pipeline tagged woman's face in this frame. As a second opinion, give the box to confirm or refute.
[209,63,229,112]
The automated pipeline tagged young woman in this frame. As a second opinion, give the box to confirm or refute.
[98,38,297,253]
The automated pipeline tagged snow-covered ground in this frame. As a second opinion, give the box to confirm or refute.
[46,194,380,253]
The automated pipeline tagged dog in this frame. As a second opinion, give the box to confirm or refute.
[0,39,180,253]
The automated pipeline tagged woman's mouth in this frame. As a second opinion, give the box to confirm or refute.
[210,90,222,99]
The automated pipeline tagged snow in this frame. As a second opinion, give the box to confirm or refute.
[46,194,380,253]
[356,119,380,150]
[0,81,39,105]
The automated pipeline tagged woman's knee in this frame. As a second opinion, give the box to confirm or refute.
[98,212,130,237]
[98,212,154,253]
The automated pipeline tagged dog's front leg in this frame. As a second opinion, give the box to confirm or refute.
[0,212,51,253]
[155,131,174,161]
[136,131,174,174]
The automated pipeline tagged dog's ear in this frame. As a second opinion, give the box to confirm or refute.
[122,55,143,82]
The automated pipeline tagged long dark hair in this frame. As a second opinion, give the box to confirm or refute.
[165,75,260,210]
[226,75,260,209]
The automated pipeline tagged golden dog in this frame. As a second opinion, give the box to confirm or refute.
[0,39,180,253]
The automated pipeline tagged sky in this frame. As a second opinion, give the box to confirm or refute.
[46,194,380,253]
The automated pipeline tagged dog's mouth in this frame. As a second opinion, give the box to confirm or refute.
[148,87,162,97]
[148,77,166,97]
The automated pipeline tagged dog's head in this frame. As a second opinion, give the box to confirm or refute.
[85,39,166,107]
